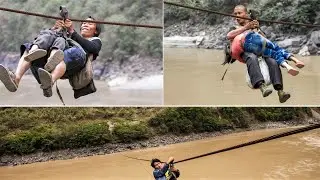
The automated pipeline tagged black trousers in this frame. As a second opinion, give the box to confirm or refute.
[242,52,283,90]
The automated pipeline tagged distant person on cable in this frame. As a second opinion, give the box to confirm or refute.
[151,157,180,180]
[225,5,299,103]
[0,16,102,97]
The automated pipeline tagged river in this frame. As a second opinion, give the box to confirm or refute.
[0,75,163,105]
[164,48,320,105]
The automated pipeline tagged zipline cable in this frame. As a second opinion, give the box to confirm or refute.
[0,6,162,29]
[174,123,319,164]
[121,124,320,164]
[164,1,320,28]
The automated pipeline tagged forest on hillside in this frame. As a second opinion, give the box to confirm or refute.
[0,107,317,155]
[0,0,163,63]
[165,0,320,33]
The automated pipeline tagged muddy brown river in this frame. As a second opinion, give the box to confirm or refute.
[164,48,320,105]
[0,127,319,180]
[0,75,162,105]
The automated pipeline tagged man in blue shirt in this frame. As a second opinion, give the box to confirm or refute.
[151,157,179,180]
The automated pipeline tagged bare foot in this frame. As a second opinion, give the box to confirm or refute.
[289,56,305,69]
[287,68,299,76]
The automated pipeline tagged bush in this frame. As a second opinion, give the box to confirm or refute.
[113,123,151,143]
[260,0,320,33]
[219,107,249,128]
[247,107,311,122]
[62,122,112,148]
[149,107,232,135]
[0,125,60,155]
[149,108,193,134]
[0,122,111,155]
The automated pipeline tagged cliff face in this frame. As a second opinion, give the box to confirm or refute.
[164,0,320,56]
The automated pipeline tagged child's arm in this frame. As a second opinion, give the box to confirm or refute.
[226,21,255,40]
[51,20,64,30]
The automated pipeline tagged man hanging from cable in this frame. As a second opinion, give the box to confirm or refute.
[224,5,302,103]
[0,6,102,99]
[228,5,305,75]
[151,157,180,180]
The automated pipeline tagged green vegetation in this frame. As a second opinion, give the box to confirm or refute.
[259,0,320,33]
[149,107,233,134]
[0,107,314,156]
[0,0,162,62]
[0,107,161,155]
[113,123,151,143]
[246,107,311,122]
[164,0,320,33]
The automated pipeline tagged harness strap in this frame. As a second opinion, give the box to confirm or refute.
[260,39,267,56]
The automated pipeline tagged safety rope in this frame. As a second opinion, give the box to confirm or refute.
[121,154,151,162]
[0,7,162,29]
[122,124,320,164]
[119,153,155,178]
[56,81,65,106]
[164,1,320,28]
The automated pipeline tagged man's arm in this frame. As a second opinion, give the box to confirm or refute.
[70,31,102,54]
[226,20,258,40]
[252,20,266,37]
[167,157,174,164]
[226,26,248,40]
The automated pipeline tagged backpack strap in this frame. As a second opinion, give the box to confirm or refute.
[68,54,94,90]
[68,54,97,99]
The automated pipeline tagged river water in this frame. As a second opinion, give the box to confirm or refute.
[164,48,320,105]
[0,127,319,180]
[0,75,163,105]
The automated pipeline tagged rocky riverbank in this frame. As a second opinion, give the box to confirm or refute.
[1,118,318,167]
[0,52,163,82]
[164,17,320,56]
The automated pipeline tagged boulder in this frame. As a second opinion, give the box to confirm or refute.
[261,26,274,37]
[310,30,320,46]
[307,40,319,55]
[277,37,303,48]
[298,45,310,56]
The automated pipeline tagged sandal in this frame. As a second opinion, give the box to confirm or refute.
[0,64,18,92]
[38,68,53,97]
[24,49,47,62]
[44,49,64,72]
